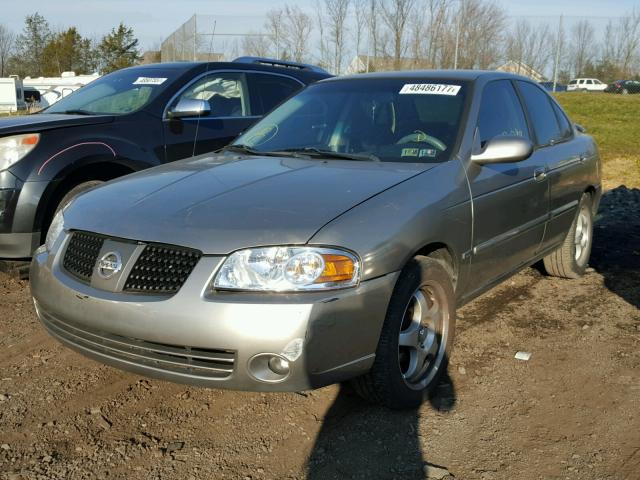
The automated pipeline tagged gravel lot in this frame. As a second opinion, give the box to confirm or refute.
[1,187,638,480]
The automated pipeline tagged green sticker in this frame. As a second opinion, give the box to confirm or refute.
[401,148,419,157]
[419,148,437,158]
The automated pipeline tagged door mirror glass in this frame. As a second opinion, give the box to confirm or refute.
[471,136,533,165]
[168,98,211,119]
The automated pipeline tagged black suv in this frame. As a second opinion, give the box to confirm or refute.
[0,57,330,258]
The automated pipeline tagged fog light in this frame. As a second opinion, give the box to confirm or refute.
[268,356,290,375]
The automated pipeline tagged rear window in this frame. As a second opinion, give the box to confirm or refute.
[516,81,562,146]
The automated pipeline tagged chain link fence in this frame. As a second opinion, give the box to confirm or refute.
[158,12,640,93]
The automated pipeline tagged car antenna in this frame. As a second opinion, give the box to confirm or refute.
[191,19,217,158]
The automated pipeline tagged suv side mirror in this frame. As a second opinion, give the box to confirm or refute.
[168,98,211,119]
[471,136,533,165]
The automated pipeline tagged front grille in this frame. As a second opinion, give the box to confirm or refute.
[124,244,201,294]
[63,231,105,282]
[39,306,235,379]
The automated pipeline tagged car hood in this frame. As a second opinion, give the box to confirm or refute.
[0,113,114,136]
[63,154,435,254]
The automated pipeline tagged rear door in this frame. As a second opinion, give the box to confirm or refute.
[467,80,549,288]
[247,72,304,116]
[515,81,586,249]
[163,71,257,161]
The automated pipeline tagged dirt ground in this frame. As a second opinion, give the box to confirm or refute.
[0,187,638,480]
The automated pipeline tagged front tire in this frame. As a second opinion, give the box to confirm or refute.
[543,193,594,278]
[352,255,456,409]
[54,180,104,215]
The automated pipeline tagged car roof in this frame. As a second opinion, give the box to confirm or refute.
[125,61,331,82]
[322,69,532,83]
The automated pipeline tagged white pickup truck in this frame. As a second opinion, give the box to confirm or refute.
[567,78,607,92]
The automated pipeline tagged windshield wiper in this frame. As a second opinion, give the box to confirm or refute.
[280,147,380,162]
[57,109,95,115]
[221,144,297,158]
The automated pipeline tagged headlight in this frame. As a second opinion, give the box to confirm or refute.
[213,246,360,292]
[0,133,40,171]
[45,209,65,252]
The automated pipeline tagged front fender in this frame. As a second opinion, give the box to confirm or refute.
[307,160,472,293]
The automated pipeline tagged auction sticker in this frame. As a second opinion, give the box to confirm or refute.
[133,77,168,85]
[399,84,460,95]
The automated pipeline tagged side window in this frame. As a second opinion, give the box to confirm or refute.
[516,81,562,146]
[550,100,573,140]
[171,72,249,118]
[586,80,593,85]
[477,80,530,147]
[248,74,303,116]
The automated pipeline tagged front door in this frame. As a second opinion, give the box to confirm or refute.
[163,72,256,161]
[466,79,549,290]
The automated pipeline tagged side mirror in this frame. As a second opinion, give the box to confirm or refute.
[167,98,211,119]
[574,123,586,133]
[470,136,533,165]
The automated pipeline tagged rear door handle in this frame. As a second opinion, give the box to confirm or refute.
[534,168,547,182]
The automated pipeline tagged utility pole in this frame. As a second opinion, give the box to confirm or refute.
[366,0,374,73]
[552,15,563,93]
[453,0,462,69]
[193,15,197,61]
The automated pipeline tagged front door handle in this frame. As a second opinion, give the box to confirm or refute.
[534,168,547,182]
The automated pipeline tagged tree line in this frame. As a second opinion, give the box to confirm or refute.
[0,13,141,77]
[240,0,640,82]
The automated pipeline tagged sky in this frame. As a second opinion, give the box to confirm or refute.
[0,0,638,50]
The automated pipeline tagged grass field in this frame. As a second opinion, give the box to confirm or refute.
[555,92,640,189]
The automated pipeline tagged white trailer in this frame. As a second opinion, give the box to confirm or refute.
[0,76,27,113]
[22,71,100,108]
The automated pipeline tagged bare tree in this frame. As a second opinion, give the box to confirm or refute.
[242,32,271,58]
[265,8,286,58]
[617,9,640,77]
[570,19,595,77]
[505,19,552,75]
[447,0,506,69]
[0,24,14,76]
[320,0,351,74]
[315,0,333,70]
[353,0,368,56]
[379,0,415,69]
[266,5,313,62]
[285,5,314,62]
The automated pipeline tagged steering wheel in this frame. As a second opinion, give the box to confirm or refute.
[396,130,447,151]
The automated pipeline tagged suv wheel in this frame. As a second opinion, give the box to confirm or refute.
[352,255,456,409]
[543,192,594,278]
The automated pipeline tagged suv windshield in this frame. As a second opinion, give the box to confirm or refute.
[45,68,180,115]
[234,78,468,163]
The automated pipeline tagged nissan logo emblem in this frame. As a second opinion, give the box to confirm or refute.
[97,251,123,279]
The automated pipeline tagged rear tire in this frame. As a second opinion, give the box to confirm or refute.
[543,193,594,278]
[352,255,456,409]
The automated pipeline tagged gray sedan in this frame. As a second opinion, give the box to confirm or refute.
[30,71,601,409]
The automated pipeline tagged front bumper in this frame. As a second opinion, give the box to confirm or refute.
[0,171,47,258]
[30,241,398,392]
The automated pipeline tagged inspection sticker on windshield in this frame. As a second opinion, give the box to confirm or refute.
[133,77,167,86]
[399,84,460,95]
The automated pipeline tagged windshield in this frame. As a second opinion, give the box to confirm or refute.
[233,78,468,163]
[45,68,180,115]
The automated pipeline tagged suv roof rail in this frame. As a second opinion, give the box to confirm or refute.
[233,56,329,75]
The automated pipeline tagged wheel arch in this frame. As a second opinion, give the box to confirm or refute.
[35,158,137,241]
[410,242,459,290]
